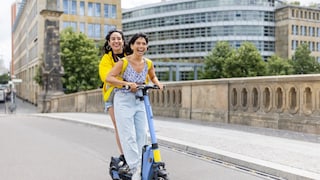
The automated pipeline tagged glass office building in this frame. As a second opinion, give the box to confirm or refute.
[122,0,277,62]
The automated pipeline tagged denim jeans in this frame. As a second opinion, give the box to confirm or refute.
[113,90,147,170]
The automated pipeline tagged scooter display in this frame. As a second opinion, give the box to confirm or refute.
[109,84,169,180]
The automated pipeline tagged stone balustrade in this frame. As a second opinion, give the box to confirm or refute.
[45,74,320,134]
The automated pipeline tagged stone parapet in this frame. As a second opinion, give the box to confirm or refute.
[46,74,320,134]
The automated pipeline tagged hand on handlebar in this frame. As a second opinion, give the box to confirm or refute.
[156,83,164,90]
[125,83,138,92]
[124,83,164,91]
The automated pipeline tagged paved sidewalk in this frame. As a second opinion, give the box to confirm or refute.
[35,112,320,180]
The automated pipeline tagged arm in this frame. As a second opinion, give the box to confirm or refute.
[106,60,138,91]
[148,64,163,90]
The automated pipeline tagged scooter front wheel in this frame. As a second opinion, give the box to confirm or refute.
[155,166,169,180]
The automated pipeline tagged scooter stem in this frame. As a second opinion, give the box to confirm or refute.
[143,94,162,162]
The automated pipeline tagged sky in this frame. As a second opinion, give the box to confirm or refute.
[0,0,317,69]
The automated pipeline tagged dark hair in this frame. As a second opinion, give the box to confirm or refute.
[126,32,149,55]
[103,29,126,54]
[103,29,127,62]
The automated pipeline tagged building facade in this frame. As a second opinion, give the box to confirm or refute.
[11,0,122,105]
[122,0,277,62]
[122,0,278,80]
[275,5,320,61]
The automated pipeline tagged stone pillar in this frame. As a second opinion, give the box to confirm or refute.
[38,1,64,113]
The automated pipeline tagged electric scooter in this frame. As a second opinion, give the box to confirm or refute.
[109,84,169,180]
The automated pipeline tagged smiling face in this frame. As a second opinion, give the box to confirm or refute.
[130,37,148,56]
[108,32,124,54]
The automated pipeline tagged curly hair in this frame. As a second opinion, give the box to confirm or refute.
[103,29,126,54]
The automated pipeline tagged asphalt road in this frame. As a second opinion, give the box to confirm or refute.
[0,97,38,114]
[0,98,271,180]
[0,115,271,180]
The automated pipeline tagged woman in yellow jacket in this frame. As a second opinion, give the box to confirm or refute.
[99,30,126,164]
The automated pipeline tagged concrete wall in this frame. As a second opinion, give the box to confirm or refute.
[46,74,320,135]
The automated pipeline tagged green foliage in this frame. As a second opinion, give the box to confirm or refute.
[60,27,101,94]
[201,41,268,79]
[266,55,294,75]
[308,3,318,8]
[231,42,266,77]
[197,41,320,80]
[289,1,300,5]
[291,43,320,74]
[200,41,234,79]
[0,73,9,84]
[96,39,105,57]
[33,55,44,87]
[33,65,43,86]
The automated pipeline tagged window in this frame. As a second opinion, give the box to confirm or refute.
[305,11,307,19]
[104,24,116,36]
[88,2,101,17]
[95,24,100,37]
[292,25,297,35]
[95,3,101,17]
[292,40,298,50]
[88,23,93,37]
[313,12,315,20]
[104,4,117,18]
[309,42,314,51]
[63,21,77,31]
[309,27,314,36]
[300,26,306,36]
[88,23,101,38]
[80,22,85,33]
[79,1,85,16]
[88,2,93,16]
[63,0,76,15]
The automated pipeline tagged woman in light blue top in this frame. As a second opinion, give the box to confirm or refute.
[106,32,163,180]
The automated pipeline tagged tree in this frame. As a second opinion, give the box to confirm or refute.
[289,1,300,5]
[0,73,9,84]
[33,55,44,87]
[60,28,101,94]
[200,41,234,79]
[291,43,320,74]
[266,55,294,75]
[224,42,267,78]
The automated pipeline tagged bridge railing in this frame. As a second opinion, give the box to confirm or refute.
[46,74,320,135]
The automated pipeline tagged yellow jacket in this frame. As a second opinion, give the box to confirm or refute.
[99,51,120,102]
[99,51,116,83]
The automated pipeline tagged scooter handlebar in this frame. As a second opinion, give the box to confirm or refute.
[123,84,164,90]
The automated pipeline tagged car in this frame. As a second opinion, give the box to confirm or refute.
[0,84,11,102]
[0,88,5,102]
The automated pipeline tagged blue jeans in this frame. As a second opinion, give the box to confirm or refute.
[113,91,147,170]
